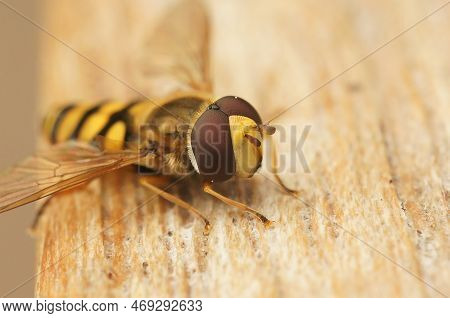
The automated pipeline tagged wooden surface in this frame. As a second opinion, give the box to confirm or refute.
[35,0,449,297]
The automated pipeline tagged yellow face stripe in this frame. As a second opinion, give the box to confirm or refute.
[103,121,126,150]
[229,115,263,178]
[78,102,125,142]
[56,105,89,143]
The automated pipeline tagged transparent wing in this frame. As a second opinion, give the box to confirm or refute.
[138,0,212,97]
[0,141,148,214]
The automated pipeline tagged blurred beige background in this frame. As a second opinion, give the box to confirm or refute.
[0,0,38,297]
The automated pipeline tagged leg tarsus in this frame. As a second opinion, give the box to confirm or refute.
[203,183,274,228]
[139,177,211,235]
[273,173,299,195]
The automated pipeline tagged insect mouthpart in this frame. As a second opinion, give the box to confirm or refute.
[244,134,261,147]
[259,124,276,136]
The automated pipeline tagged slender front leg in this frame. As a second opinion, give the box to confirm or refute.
[203,183,274,228]
[29,182,90,234]
[268,135,298,195]
[140,177,211,235]
[28,197,53,235]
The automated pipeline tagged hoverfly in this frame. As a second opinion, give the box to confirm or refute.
[0,0,294,235]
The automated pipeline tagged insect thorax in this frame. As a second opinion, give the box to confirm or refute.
[138,94,213,176]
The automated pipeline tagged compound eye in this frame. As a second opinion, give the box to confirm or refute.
[189,96,264,183]
[190,108,235,182]
[215,96,262,124]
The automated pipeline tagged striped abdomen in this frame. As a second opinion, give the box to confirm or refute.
[43,100,156,150]
[43,95,212,175]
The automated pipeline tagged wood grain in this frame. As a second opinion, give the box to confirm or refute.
[34,0,449,297]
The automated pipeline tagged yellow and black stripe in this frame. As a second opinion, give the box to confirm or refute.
[43,100,156,150]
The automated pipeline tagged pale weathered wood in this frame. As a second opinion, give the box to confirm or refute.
[35,0,449,297]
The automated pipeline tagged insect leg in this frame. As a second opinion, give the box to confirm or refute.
[139,177,211,235]
[203,183,274,228]
[28,182,91,234]
[28,198,53,235]
[267,135,298,195]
